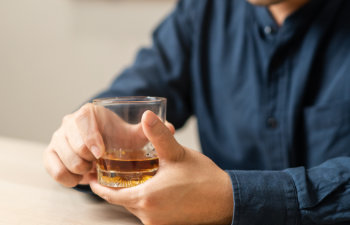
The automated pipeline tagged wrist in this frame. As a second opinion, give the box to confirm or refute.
[220,170,234,224]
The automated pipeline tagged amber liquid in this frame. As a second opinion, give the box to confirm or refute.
[97,150,159,187]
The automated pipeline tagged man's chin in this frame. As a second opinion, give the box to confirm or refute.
[246,0,285,6]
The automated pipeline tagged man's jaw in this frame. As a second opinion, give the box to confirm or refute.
[246,0,285,6]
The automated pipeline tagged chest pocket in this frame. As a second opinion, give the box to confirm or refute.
[304,100,350,167]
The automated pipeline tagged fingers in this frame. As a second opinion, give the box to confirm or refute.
[165,121,175,135]
[141,110,184,162]
[64,114,95,161]
[79,169,96,185]
[74,103,105,158]
[44,103,105,187]
[89,176,139,207]
[53,130,92,175]
[44,147,83,187]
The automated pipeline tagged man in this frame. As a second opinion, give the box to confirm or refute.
[43,0,350,224]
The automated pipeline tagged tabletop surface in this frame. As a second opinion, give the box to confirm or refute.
[0,136,142,225]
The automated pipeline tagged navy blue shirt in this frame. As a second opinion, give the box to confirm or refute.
[94,0,350,224]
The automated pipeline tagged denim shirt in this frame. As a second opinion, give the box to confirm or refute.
[93,0,350,224]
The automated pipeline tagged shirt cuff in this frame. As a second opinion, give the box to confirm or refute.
[226,170,300,225]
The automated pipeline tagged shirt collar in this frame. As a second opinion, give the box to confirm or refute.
[249,0,327,39]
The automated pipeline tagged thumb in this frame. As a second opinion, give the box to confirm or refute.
[141,110,184,162]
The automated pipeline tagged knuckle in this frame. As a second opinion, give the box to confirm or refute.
[62,178,80,188]
[50,130,65,148]
[75,145,85,155]
[86,132,100,144]
[76,145,92,159]
[64,179,80,188]
[75,103,93,120]
[137,191,156,210]
[70,158,89,174]
[52,130,61,141]
[52,166,68,183]
[81,132,101,149]
[62,114,73,124]
[52,166,81,188]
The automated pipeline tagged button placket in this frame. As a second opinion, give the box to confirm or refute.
[264,26,273,34]
[267,117,278,129]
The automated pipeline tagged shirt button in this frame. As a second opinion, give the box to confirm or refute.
[264,26,273,34]
[267,117,278,129]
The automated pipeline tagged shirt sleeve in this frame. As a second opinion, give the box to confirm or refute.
[92,0,199,129]
[227,157,350,225]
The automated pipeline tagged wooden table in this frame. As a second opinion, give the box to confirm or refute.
[0,136,142,225]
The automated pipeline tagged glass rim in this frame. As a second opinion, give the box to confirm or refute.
[92,96,166,105]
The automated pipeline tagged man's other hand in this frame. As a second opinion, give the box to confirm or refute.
[43,103,105,187]
[90,110,234,225]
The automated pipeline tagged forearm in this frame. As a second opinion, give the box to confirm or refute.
[227,170,299,225]
[227,157,350,225]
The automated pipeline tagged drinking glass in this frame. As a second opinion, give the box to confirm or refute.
[92,96,166,187]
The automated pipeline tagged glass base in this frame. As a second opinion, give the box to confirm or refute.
[97,168,157,188]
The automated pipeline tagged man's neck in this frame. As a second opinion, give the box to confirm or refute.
[268,0,310,26]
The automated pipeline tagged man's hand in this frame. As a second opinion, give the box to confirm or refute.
[43,103,105,187]
[89,111,234,225]
[44,103,175,187]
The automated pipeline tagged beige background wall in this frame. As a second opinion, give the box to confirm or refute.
[0,0,200,150]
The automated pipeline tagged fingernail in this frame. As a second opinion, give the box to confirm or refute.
[145,111,158,127]
[91,145,101,159]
